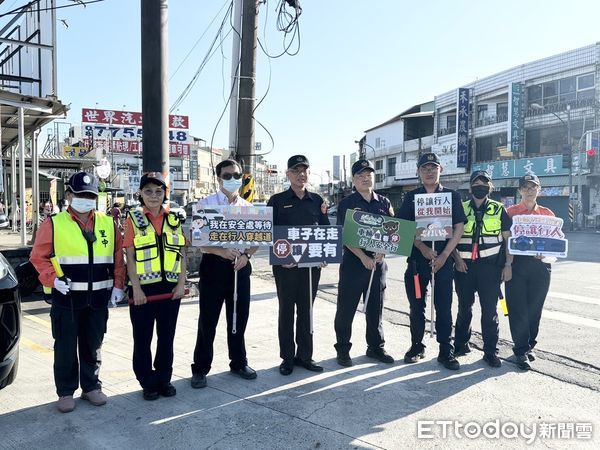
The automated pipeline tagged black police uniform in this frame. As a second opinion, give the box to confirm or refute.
[267,187,329,364]
[396,184,467,357]
[334,191,392,357]
[454,199,512,358]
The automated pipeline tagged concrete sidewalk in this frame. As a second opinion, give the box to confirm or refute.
[0,276,598,449]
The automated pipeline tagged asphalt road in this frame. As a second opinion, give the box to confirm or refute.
[251,230,600,391]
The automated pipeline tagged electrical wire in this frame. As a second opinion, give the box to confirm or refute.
[169,1,233,113]
[0,0,104,18]
[169,0,231,81]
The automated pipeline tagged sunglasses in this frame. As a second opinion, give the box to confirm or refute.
[221,172,243,180]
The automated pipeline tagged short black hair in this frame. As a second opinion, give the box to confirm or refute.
[215,159,242,177]
[138,180,167,206]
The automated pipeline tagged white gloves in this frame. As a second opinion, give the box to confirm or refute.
[53,278,70,295]
[110,287,125,307]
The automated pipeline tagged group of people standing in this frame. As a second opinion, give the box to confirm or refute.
[29,151,554,414]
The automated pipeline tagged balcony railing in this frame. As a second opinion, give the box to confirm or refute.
[437,126,456,137]
[475,113,508,127]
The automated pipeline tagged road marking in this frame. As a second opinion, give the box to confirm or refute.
[22,312,51,329]
[548,291,600,305]
[543,310,600,329]
[20,336,53,357]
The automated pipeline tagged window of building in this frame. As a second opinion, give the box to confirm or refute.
[446,114,456,130]
[387,157,396,177]
[375,137,381,148]
[375,173,384,183]
[496,102,508,121]
[527,73,595,108]
[578,73,594,90]
[477,105,488,121]
[475,133,507,162]
[375,159,383,170]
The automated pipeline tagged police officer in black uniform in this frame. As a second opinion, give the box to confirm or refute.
[267,155,330,375]
[334,159,395,367]
[453,170,512,367]
[396,153,466,370]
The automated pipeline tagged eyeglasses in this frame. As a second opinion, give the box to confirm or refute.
[520,185,539,192]
[289,168,308,176]
[141,188,165,197]
[220,172,243,180]
[355,172,373,180]
[419,165,440,173]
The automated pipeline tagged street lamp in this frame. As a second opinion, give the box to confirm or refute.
[531,102,574,230]
[354,140,376,160]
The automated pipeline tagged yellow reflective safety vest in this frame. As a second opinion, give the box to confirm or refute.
[51,211,115,308]
[456,199,504,261]
[128,209,186,295]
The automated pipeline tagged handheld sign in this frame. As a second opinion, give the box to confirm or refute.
[190,205,273,248]
[508,215,568,258]
[414,192,453,241]
[270,225,343,266]
[342,209,416,256]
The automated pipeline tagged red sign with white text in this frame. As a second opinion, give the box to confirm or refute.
[82,108,189,129]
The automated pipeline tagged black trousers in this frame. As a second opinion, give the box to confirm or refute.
[454,261,502,356]
[192,258,251,375]
[334,253,386,355]
[273,265,321,362]
[129,298,181,391]
[404,255,455,355]
[50,305,108,397]
[505,256,551,357]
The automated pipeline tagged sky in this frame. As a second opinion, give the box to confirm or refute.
[24,0,600,181]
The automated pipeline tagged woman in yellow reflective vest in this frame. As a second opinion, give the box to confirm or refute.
[123,172,186,401]
[453,170,512,368]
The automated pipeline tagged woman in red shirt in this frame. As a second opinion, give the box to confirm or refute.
[505,174,554,371]
[123,172,186,401]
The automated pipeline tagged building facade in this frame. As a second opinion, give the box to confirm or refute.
[362,44,600,227]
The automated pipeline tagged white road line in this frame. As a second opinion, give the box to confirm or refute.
[547,292,600,305]
[543,310,600,329]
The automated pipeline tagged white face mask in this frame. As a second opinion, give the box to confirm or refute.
[70,197,96,213]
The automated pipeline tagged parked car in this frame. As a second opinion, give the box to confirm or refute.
[0,252,21,389]
[169,201,186,223]
[328,205,338,216]
[0,214,9,229]
[194,208,225,227]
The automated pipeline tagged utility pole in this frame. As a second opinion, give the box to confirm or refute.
[236,0,258,175]
[141,0,170,180]
[228,0,242,158]
[567,104,573,231]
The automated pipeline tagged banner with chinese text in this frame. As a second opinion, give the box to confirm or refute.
[342,209,416,256]
[508,215,568,258]
[471,155,569,179]
[270,225,343,266]
[414,193,453,241]
[456,88,469,168]
[82,108,189,129]
[190,205,273,248]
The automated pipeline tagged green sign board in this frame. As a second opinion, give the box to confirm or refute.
[471,155,569,179]
[342,209,416,256]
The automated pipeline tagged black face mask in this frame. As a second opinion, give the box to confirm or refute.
[471,185,490,199]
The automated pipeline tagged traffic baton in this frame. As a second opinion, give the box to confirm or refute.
[128,288,189,305]
[498,288,508,317]
[412,260,422,300]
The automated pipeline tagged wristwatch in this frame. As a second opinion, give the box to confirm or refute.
[244,252,252,259]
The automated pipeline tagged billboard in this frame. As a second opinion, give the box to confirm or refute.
[82,108,189,129]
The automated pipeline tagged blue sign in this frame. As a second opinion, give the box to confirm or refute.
[456,88,470,168]
[471,155,569,179]
[509,82,524,154]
